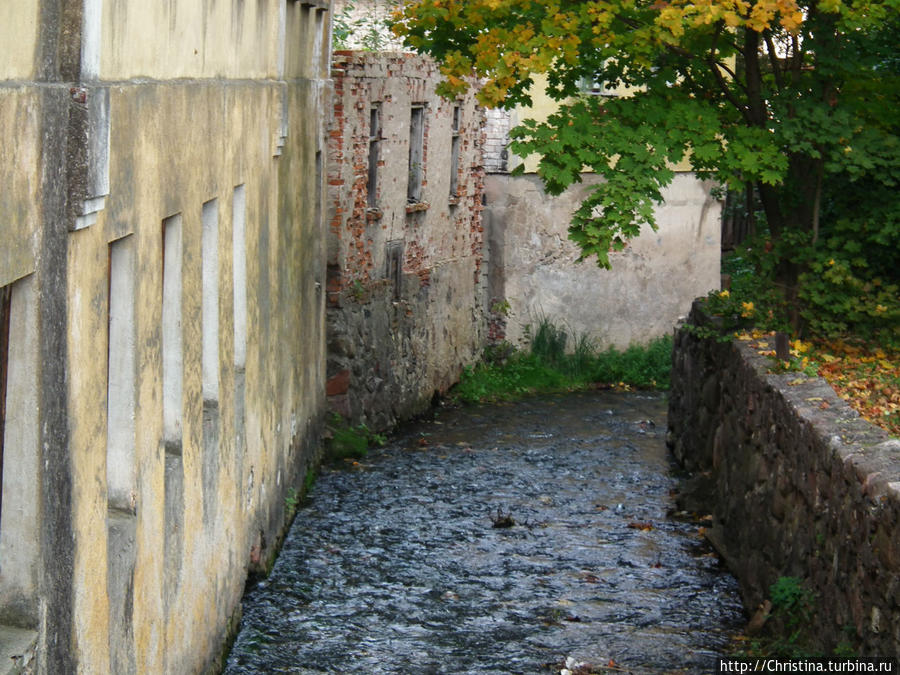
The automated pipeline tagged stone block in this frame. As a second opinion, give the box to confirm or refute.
[326,369,351,397]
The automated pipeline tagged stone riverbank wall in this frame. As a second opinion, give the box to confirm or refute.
[668,304,900,657]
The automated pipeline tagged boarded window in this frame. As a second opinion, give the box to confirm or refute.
[407,105,425,203]
[316,150,323,226]
[106,235,136,512]
[0,284,10,523]
[0,275,40,625]
[202,199,219,402]
[232,186,247,370]
[162,214,183,445]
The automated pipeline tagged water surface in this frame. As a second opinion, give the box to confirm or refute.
[226,391,743,674]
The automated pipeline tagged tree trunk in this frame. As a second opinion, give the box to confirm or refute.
[754,154,824,333]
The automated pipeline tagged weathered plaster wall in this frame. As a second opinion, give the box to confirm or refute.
[0,4,39,80]
[0,0,332,672]
[0,88,41,288]
[668,304,900,656]
[484,172,721,349]
[326,52,488,430]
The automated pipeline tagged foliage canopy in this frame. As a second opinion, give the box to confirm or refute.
[393,0,899,275]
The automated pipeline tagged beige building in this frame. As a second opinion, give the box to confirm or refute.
[0,1,331,672]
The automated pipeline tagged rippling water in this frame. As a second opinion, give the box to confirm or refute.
[225,391,744,674]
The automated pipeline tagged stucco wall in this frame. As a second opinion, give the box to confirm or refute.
[668,304,900,656]
[484,172,721,349]
[0,1,332,672]
[325,51,488,430]
[0,88,41,288]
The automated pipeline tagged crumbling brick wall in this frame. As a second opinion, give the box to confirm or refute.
[326,51,488,429]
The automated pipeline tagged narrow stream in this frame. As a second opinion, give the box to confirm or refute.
[225,391,744,674]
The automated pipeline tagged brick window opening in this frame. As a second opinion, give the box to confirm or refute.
[367,107,380,209]
[449,105,461,198]
[386,240,404,302]
[407,105,425,203]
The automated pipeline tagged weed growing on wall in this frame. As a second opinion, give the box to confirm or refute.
[732,576,860,658]
[325,414,387,462]
[453,320,672,403]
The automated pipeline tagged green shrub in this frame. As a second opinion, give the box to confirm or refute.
[717,189,900,350]
[767,576,818,657]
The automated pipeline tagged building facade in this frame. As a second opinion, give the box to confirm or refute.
[482,84,722,350]
[325,51,488,430]
[0,1,331,672]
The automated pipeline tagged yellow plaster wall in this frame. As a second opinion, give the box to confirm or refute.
[100,0,281,80]
[511,74,692,174]
[0,88,41,287]
[2,2,328,671]
[64,76,326,673]
[0,2,39,80]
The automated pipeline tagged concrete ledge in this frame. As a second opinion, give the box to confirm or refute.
[668,301,900,657]
[0,625,36,674]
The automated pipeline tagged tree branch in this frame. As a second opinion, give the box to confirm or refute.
[763,31,785,91]
[707,57,754,124]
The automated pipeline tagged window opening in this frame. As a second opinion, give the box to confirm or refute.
[367,107,380,209]
[386,240,404,302]
[578,75,616,97]
[449,105,461,198]
[407,105,425,203]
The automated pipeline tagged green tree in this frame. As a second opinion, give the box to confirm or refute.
[393,0,900,316]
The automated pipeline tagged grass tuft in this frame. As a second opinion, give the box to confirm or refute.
[453,321,672,403]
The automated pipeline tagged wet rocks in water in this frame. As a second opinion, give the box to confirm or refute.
[490,507,515,528]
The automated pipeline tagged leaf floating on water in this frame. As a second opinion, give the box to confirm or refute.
[627,521,653,531]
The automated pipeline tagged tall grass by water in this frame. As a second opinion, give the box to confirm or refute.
[453,319,673,403]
